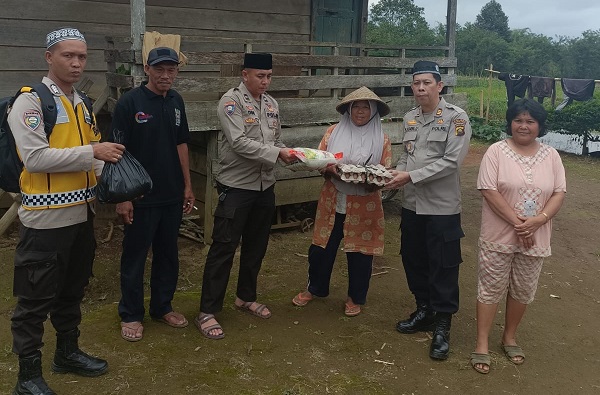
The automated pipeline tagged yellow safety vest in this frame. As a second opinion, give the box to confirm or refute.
[20,94,99,210]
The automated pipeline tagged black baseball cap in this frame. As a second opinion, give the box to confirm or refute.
[147,47,179,66]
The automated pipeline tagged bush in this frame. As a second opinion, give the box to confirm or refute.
[470,116,504,142]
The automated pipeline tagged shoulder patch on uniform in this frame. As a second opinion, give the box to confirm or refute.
[224,101,236,116]
[24,110,42,131]
[454,119,466,136]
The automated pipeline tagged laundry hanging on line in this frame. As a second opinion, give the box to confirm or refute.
[555,78,596,111]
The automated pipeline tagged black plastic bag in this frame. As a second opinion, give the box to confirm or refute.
[97,150,153,203]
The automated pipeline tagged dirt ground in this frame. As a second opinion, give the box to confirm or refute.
[0,140,599,395]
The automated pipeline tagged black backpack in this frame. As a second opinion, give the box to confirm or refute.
[0,83,93,193]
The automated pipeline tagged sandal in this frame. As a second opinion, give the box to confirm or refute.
[292,291,313,307]
[194,314,225,340]
[502,344,525,365]
[154,311,188,328]
[470,352,491,374]
[120,321,144,342]
[344,300,361,317]
[235,299,272,319]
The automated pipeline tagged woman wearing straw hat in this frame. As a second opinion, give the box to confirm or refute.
[292,86,392,316]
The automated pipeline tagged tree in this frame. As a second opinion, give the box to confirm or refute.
[367,0,439,51]
[475,0,510,41]
[455,23,511,75]
[509,29,560,76]
[564,30,600,79]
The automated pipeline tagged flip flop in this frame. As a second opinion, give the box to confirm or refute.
[121,321,144,342]
[344,301,361,317]
[194,314,225,340]
[502,344,525,365]
[470,352,491,374]
[292,291,313,307]
[154,311,189,328]
[235,301,272,319]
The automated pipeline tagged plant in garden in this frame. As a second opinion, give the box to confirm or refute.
[547,98,600,155]
[470,116,504,142]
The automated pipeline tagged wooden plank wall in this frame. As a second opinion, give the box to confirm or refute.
[104,36,465,236]
[0,0,311,98]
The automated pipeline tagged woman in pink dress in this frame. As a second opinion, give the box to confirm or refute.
[471,99,566,374]
[291,87,392,317]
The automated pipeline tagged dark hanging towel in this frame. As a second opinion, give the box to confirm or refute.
[555,78,595,111]
[529,76,556,106]
[498,73,530,106]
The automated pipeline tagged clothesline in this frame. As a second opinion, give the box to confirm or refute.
[484,68,600,84]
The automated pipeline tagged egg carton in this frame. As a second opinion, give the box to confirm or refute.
[338,163,393,186]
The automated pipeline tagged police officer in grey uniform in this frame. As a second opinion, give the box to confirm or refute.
[386,60,472,360]
[195,53,297,339]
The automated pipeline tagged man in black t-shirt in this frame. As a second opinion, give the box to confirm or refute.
[110,47,195,342]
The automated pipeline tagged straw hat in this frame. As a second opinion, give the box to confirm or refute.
[335,86,390,116]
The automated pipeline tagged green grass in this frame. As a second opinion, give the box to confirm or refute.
[454,75,583,123]
[455,76,508,122]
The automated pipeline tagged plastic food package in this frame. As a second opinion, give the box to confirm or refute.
[285,148,343,171]
[338,163,393,186]
[97,150,153,203]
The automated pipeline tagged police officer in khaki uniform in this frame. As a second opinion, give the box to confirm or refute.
[195,53,297,339]
[386,60,472,360]
[8,28,124,394]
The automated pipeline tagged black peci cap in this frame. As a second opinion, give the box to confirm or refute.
[243,53,272,70]
[412,60,441,77]
[147,47,179,66]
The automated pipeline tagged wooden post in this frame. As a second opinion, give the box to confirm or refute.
[130,0,145,79]
[203,131,218,245]
[485,63,493,123]
[445,0,457,94]
[333,46,340,99]
[0,192,20,236]
[480,90,484,118]
[446,0,457,58]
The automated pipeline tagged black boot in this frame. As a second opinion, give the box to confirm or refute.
[396,303,436,334]
[52,329,108,377]
[429,313,452,360]
[13,350,56,395]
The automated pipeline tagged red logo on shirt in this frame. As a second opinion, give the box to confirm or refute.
[135,112,153,123]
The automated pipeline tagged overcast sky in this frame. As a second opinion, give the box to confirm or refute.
[368,0,600,39]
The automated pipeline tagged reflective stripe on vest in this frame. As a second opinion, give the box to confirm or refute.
[21,186,96,208]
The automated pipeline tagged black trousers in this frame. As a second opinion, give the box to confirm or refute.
[11,214,95,356]
[200,186,275,314]
[400,208,464,314]
[307,212,373,305]
[118,203,183,322]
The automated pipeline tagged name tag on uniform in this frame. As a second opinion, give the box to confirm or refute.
[54,97,69,124]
